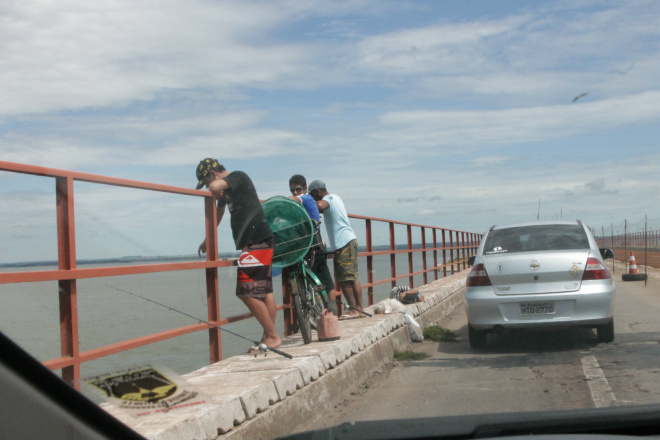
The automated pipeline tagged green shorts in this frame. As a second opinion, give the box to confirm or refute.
[333,239,358,283]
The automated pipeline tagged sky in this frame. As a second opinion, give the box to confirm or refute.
[1,0,659,264]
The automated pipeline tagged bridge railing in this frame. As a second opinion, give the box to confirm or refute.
[595,218,659,254]
[0,160,480,385]
[350,214,480,306]
[596,231,660,249]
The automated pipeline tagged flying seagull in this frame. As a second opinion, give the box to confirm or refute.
[572,92,588,103]
[610,63,634,76]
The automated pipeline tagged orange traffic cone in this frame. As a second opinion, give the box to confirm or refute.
[622,252,647,281]
[628,252,639,275]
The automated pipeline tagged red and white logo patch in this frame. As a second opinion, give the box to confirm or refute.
[239,254,262,267]
[238,249,273,267]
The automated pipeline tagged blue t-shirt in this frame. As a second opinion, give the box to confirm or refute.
[299,193,320,223]
[321,194,356,251]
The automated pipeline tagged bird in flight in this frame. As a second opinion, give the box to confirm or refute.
[572,92,588,103]
[610,63,634,76]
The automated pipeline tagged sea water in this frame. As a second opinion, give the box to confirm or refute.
[0,252,451,379]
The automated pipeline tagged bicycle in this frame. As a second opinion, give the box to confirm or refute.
[261,195,332,344]
[286,252,331,344]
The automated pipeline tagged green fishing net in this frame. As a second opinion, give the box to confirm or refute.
[262,196,313,268]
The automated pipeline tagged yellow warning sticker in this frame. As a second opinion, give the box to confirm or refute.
[569,265,581,278]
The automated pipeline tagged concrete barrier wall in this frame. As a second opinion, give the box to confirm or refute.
[102,272,468,440]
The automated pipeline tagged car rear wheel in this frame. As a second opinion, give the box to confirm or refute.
[468,325,487,348]
[596,319,614,343]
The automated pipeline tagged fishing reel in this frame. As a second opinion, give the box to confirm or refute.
[250,343,269,357]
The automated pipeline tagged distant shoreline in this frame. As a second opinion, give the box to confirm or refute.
[0,253,240,269]
[0,243,453,269]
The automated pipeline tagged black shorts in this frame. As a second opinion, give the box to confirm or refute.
[310,252,335,294]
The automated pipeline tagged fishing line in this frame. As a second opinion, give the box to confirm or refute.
[106,285,293,359]
[196,268,207,308]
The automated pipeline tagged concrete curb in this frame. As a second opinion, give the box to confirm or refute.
[103,272,468,440]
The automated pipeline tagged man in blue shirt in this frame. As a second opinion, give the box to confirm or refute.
[288,175,339,316]
[308,180,364,319]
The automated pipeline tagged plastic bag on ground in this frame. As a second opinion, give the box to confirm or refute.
[378,299,407,314]
[403,313,424,342]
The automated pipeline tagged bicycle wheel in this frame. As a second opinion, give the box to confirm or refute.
[291,270,313,344]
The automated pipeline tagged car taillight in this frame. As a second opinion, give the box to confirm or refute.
[467,263,492,286]
[582,257,611,280]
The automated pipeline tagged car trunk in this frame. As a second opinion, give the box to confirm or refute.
[484,250,590,296]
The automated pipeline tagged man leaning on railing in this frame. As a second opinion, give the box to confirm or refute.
[195,158,281,354]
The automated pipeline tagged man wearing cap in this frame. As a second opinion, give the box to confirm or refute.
[195,158,281,350]
[308,180,364,319]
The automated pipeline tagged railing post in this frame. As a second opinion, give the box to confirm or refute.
[56,176,80,386]
[204,196,222,363]
[461,232,466,270]
[366,219,374,306]
[389,223,396,288]
[450,231,455,275]
[407,225,414,288]
[624,219,628,269]
[433,229,438,280]
[442,229,447,278]
[421,228,428,285]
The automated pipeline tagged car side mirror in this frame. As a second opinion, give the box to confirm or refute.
[467,256,476,267]
[599,248,614,259]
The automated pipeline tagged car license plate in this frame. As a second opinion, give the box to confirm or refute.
[519,302,555,315]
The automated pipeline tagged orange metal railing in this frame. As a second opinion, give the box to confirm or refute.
[0,160,481,385]
[350,214,481,306]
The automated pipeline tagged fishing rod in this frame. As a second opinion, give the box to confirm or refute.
[106,285,293,359]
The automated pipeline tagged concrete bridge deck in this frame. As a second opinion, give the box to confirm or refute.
[102,271,468,440]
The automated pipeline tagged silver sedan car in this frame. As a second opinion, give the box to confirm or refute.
[464,220,615,348]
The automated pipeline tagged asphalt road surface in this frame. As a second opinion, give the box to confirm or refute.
[310,276,659,429]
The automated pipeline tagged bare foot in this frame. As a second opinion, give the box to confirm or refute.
[261,334,281,349]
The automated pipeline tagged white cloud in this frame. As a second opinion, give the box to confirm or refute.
[355,15,530,76]
[0,0,328,115]
[1,0,658,262]
[374,91,660,150]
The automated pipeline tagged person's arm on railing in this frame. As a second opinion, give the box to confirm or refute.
[198,203,226,256]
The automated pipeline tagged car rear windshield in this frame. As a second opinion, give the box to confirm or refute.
[483,224,590,254]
